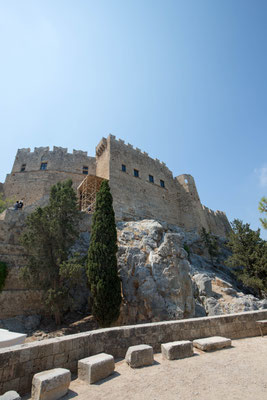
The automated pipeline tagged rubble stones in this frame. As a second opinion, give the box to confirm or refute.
[204,297,223,316]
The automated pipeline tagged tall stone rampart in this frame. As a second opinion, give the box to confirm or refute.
[2,135,231,237]
[103,135,181,224]
[96,135,230,236]
[175,174,209,232]
[202,205,231,236]
[3,147,96,206]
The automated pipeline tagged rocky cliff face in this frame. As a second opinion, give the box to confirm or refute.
[1,210,266,330]
[117,220,194,324]
[116,220,267,324]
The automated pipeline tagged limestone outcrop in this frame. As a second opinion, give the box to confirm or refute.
[117,220,195,323]
[116,219,266,324]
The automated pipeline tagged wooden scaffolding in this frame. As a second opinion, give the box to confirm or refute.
[77,175,106,214]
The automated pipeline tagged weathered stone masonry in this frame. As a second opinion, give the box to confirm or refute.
[0,310,266,395]
[2,135,231,237]
[3,146,95,206]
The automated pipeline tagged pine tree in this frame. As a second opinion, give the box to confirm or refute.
[226,219,267,297]
[87,180,121,327]
[21,180,83,324]
[259,197,267,230]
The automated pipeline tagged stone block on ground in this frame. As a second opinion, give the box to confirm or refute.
[161,340,193,360]
[125,344,154,368]
[78,353,115,384]
[0,391,21,400]
[193,336,231,351]
[31,368,71,400]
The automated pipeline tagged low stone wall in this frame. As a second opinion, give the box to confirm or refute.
[0,309,267,395]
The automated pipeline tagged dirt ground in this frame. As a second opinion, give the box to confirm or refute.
[64,336,267,400]
[25,315,99,342]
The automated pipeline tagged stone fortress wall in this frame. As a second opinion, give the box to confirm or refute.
[3,146,96,205]
[2,135,230,236]
[95,135,230,236]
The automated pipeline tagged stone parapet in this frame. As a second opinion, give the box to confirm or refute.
[0,310,266,395]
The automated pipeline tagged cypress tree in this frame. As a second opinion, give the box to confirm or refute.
[87,180,121,327]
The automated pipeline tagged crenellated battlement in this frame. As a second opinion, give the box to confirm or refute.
[17,146,88,157]
[106,134,173,175]
[202,205,227,217]
[12,146,94,176]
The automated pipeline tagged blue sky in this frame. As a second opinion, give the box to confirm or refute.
[0,0,266,238]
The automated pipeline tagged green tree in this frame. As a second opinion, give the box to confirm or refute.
[87,180,121,327]
[259,196,267,230]
[226,219,267,297]
[200,227,219,265]
[0,193,14,213]
[20,180,83,324]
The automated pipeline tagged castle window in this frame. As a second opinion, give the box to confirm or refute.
[83,166,88,175]
[121,164,126,172]
[134,169,139,178]
[40,162,47,170]
[160,179,165,188]
[149,175,154,183]
[20,164,26,172]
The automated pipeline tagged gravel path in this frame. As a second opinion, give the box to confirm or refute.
[66,336,267,400]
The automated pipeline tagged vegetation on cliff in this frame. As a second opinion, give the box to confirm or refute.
[226,219,267,297]
[259,197,267,230]
[200,227,219,265]
[0,194,14,213]
[20,180,84,324]
[87,180,122,327]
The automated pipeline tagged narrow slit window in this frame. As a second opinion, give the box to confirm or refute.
[160,179,165,188]
[149,175,154,183]
[40,162,47,170]
[121,164,126,172]
[83,166,88,175]
[20,164,26,172]
[134,169,139,178]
